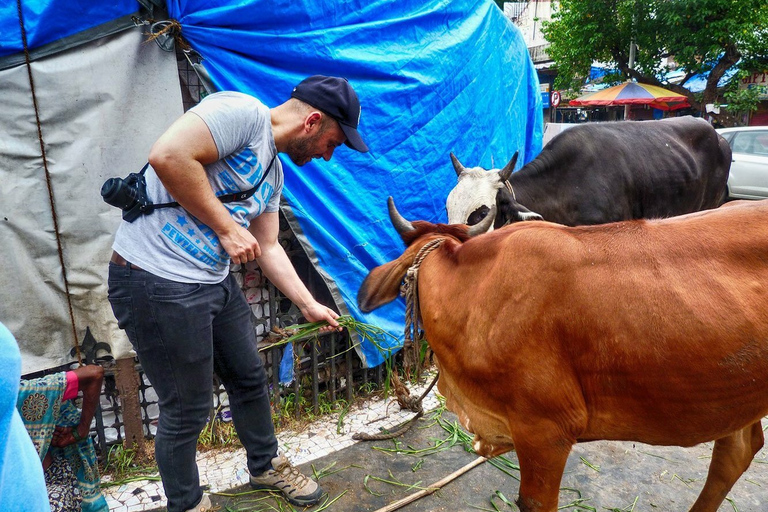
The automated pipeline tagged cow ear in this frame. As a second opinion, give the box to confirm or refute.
[499,152,518,182]
[358,258,411,312]
[511,198,543,222]
[496,188,543,226]
[514,202,544,222]
[517,211,544,222]
[450,152,465,177]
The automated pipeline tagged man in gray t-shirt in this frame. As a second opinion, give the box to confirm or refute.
[107,76,368,512]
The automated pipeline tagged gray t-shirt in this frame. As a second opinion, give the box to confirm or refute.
[113,91,284,284]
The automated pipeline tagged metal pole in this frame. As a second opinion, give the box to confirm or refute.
[329,332,337,402]
[624,43,636,120]
[624,10,637,120]
[311,338,319,415]
[293,343,301,420]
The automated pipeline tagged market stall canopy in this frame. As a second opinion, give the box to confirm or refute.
[570,81,690,111]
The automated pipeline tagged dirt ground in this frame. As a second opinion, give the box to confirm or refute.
[201,410,768,512]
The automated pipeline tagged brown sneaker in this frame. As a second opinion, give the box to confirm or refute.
[249,455,324,506]
[185,494,216,512]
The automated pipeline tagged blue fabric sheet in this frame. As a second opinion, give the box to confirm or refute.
[0,1,136,57]
[167,0,543,367]
[7,0,543,368]
[0,322,49,512]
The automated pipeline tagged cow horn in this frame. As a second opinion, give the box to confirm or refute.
[499,151,519,182]
[450,152,465,177]
[466,205,496,237]
[387,197,415,235]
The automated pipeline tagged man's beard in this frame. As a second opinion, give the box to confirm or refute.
[285,130,325,166]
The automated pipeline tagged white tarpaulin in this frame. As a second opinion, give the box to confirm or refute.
[0,27,183,374]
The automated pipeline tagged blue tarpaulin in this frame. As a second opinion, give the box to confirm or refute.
[0,1,137,58]
[6,0,543,368]
[165,0,543,367]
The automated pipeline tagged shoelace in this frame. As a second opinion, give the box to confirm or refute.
[274,459,309,487]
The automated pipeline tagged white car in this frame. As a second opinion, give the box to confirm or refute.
[716,126,768,199]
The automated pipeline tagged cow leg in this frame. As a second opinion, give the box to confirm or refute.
[513,435,573,512]
[689,421,765,512]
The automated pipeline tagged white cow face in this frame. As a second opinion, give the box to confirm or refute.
[446,152,519,231]
[446,152,542,231]
[446,166,504,230]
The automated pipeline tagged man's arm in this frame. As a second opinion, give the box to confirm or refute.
[249,212,340,331]
[148,112,262,263]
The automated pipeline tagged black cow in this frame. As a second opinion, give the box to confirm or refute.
[446,116,731,229]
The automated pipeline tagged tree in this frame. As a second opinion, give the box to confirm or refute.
[542,0,768,124]
[722,74,761,126]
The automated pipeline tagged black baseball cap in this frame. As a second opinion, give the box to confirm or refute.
[291,75,369,153]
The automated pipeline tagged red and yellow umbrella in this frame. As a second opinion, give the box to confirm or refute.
[569,82,690,111]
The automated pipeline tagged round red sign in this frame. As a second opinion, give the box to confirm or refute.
[550,90,561,108]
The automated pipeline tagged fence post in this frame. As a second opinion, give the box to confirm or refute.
[115,357,148,454]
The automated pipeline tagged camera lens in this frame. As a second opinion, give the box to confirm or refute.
[101,178,120,201]
[101,178,139,210]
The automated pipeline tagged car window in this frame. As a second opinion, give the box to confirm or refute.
[756,134,768,156]
[730,131,768,155]
[731,133,752,153]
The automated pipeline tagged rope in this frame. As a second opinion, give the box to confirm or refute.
[146,20,190,51]
[352,372,438,441]
[503,179,516,201]
[354,238,445,441]
[499,180,518,228]
[16,0,82,365]
[400,238,445,351]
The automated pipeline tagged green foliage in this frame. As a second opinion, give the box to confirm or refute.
[103,444,140,476]
[101,444,158,484]
[542,0,768,109]
[198,416,241,450]
[722,71,762,123]
[266,315,400,428]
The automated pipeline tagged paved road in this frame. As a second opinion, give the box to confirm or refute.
[205,410,768,512]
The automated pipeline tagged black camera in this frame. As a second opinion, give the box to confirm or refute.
[100,171,153,222]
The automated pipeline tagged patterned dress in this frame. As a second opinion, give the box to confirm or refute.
[17,372,108,512]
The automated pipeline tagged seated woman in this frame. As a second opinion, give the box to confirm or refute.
[17,364,109,512]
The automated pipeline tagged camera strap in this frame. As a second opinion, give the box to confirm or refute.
[147,154,277,210]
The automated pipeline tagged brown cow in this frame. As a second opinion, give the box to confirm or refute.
[358,197,768,512]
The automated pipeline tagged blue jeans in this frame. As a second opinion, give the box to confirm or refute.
[108,262,278,512]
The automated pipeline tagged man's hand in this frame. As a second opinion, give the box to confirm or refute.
[219,224,263,264]
[301,302,342,333]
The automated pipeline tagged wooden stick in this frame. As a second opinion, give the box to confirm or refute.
[372,456,487,512]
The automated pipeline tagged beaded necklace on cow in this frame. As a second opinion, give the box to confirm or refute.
[353,237,445,442]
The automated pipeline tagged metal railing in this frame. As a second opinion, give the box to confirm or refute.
[528,43,551,64]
